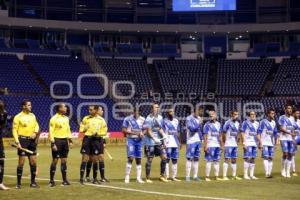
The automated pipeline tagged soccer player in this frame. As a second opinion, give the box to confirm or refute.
[185,106,203,181]
[241,111,259,180]
[0,100,10,190]
[95,106,109,183]
[163,108,181,181]
[257,108,277,178]
[203,110,223,181]
[278,104,295,178]
[79,105,107,184]
[222,110,242,180]
[13,99,40,189]
[144,103,168,183]
[291,108,300,176]
[49,103,73,187]
[122,107,145,183]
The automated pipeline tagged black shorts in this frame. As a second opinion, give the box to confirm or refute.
[144,145,166,158]
[18,136,37,156]
[52,138,69,159]
[0,137,4,159]
[80,136,104,156]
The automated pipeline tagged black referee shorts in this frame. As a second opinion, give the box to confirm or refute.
[80,136,104,156]
[18,136,37,156]
[52,138,69,159]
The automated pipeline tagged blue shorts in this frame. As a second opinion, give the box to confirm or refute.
[280,140,294,154]
[144,145,166,158]
[186,142,201,159]
[243,146,257,158]
[166,147,179,160]
[224,147,238,159]
[205,147,221,161]
[127,138,143,158]
[296,136,300,145]
[261,146,274,158]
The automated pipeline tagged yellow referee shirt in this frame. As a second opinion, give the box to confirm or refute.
[13,111,40,143]
[49,113,72,142]
[79,115,108,137]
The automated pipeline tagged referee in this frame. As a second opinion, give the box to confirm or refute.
[49,103,73,187]
[0,100,10,190]
[79,105,107,184]
[13,99,40,189]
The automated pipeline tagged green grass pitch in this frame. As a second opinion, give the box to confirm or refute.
[1,145,300,200]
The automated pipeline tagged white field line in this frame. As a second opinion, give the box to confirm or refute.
[4,175,238,200]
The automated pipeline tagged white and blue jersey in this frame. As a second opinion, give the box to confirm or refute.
[223,119,240,159]
[241,120,259,158]
[294,118,300,146]
[186,114,202,159]
[257,119,277,158]
[203,120,222,161]
[144,114,164,146]
[278,115,294,153]
[163,118,180,159]
[122,115,145,158]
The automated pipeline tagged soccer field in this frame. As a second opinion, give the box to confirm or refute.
[1,145,300,200]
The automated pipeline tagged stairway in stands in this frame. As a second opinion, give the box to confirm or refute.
[21,56,49,94]
[147,63,163,95]
[207,59,218,94]
[260,61,280,96]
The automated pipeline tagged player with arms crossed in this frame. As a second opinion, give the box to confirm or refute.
[79,105,107,184]
[49,103,73,187]
[203,110,223,181]
[257,108,277,178]
[185,106,203,181]
[122,107,145,184]
[291,108,300,176]
[222,110,242,180]
[144,103,168,183]
[278,104,296,178]
[240,111,259,180]
[163,108,181,181]
[13,99,40,189]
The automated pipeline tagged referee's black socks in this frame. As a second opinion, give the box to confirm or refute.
[0,160,4,184]
[61,162,67,181]
[80,161,87,180]
[93,162,98,180]
[86,160,92,178]
[17,166,23,185]
[99,161,105,179]
[30,164,37,183]
[50,163,56,182]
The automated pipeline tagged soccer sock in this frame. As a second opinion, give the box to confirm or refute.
[0,160,4,184]
[125,162,132,178]
[206,162,212,177]
[136,165,142,180]
[213,162,220,177]
[80,161,87,180]
[50,163,56,182]
[268,160,273,175]
[192,161,199,178]
[291,156,296,172]
[286,159,292,176]
[17,166,23,185]
[172,159,178,178]
[263,159,269,175]
[243,161,249,177]
[30,164,37,183]
[92,162,98,180]
[145,160,152,178]
[165,159,170,178]
[86,160,92,178]
[186,160,192,178]
[160,159,167,176]
[61,162,67,181]
[223,162,228,177]
[99,161,105,179]
[249,163,255,177]
[231,163,237,177]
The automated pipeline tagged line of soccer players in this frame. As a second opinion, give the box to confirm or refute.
[122,103,300,183]
[0,100,299,190]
